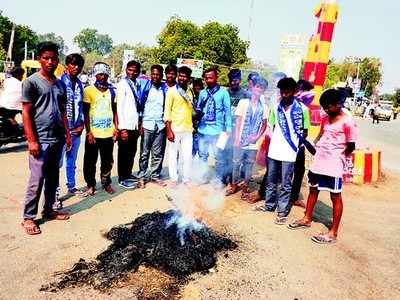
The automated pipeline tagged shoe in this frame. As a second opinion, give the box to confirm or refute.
[118,180,136,189]
[274,216,288,225]
[52,187,63,210]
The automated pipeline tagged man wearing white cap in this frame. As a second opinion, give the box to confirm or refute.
[82,62,118,196]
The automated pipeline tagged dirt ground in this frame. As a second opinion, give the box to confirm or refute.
[0,141,399,300]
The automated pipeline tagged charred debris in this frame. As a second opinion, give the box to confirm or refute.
[41,210,237,292]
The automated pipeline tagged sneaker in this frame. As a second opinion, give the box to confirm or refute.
[118,180,137,189]
[274,216,288,225]
[53,187,63,210]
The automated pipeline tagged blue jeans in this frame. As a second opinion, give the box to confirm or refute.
[192,131,200,157]
[232,148,257,184]
[198,133,224,183]
[264,158,295,217]
[61,135,81,190]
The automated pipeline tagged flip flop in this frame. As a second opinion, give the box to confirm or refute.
[311,234,337,244]
[274,216,288,225]
[82,187,95,198]
[151,178,167,187]
[21,220,41,235]
[287,221,311,230]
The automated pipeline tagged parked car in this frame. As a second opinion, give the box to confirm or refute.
[377,104,393,121]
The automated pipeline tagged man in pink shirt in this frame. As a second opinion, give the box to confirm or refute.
[288,89,357,244]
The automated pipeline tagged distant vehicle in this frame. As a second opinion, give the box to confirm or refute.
[20,60,64,80]
[377,103,393,121]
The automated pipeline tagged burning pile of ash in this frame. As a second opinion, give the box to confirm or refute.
[41,210,237,292]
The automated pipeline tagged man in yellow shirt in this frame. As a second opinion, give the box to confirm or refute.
[82,62,118,196]
[164,66,194,187]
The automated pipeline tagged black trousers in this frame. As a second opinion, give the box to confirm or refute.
[117,130,139,182]
[289,146,305,202]
[258,147,305,202]
[83,137,114,188]
[137,127,166,180]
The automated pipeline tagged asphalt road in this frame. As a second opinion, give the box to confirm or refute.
[355,116,400,174]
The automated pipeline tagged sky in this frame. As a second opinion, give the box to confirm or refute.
[2,0,399,93]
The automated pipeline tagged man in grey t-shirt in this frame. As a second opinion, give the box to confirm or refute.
[21,42,71,235]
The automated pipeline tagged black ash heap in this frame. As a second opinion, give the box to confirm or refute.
[41,209,237,292]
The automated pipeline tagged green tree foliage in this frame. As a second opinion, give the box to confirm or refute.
[107,43,157,76]
[0,12,39,63]
[324,57,382,97]
[38,32,67,59]
[0,33,6,61]
[156,17,249,66]
[73,28,113,55]
[81,51,103,72]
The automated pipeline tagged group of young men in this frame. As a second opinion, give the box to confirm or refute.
[18,41,357,246]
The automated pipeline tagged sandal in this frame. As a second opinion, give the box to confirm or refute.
[82,187,95,197]
[274,216,288,225]
[225,184,240,196]
[311,234,337,244]
[42,211,70,221]
[287,220,311,230]
[136,179,145,189]
[104,185,114,194]
[21,219,41,235]
[151,178,167,187]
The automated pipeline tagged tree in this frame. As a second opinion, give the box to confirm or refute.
[73,28,113,55]
[81,51,103,72]
[0,12,38,63]
[324,57,382,97]
[155,17,249,67]
[0,33,6,61]
[38,32,68,59]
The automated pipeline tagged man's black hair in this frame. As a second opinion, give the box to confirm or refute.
[151,64,164,74]
[193,78,204,88]
[65,53,85,68]
[320,89,342,108]
[297,79,314,91]
[165,64,178,74]
[203,67,218,77]
[178,66,192,77]
[126,60,141,71]
[277,77,297,91]
[37,41,59,56]
[10,67,24,78]
[228,68,242,81]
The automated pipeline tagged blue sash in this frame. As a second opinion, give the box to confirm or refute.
[176,84,193,103]
[201,85,220,125]
[240,99,264,147]
[94,80,115,100]
[125,78,141,109]
[61,73,84,129]
[277,99,304,152]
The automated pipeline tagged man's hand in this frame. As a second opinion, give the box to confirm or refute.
[120,129,128,141]
[113,128,119,142]
[139,124,144,136]
[28,141,40,158]
[72,125,84,136]
[86,132,96,144]
[66,135,72,152]
[166,128,175,142]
